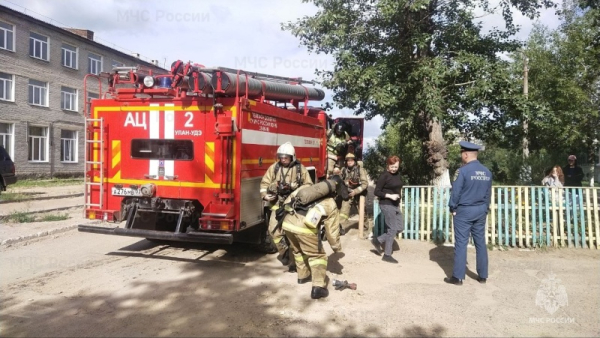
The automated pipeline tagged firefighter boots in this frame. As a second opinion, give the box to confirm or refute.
[298,276,312,284]
[311,286,329,299]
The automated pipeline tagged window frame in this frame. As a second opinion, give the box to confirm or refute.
[28,125,49,162]
[61,43,78,69]
[87,92,99,102]
[88,53,102,75]
[130,139,194,161]
[0,20,15,52]
[111,60,125,69]
[60,129,78,163]
[28,79,49,107]
[60,86,78,111]
[0,122,15,158]
[29,31,49,61]
[0,72,15,102]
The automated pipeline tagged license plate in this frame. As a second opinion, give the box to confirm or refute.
[111,187,143,196]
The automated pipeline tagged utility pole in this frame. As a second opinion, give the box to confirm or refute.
[521,51,531,184]
[523,54,529,159]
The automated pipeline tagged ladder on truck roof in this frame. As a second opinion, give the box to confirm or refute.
[83,117,105,214]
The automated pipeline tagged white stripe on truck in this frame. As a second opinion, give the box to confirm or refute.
[149,104,160,177]
[241,129,321,148]
[164,104,175,178]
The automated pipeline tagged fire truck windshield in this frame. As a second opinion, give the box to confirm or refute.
[131,139,194,160]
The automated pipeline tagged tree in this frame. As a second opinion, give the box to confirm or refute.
[284,0,553,186]
[460,0,599,185]
[514,0,599,184]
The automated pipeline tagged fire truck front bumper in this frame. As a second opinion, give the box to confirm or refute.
[78,225,234,245]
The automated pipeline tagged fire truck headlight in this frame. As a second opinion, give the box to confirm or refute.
[140,184,156,197]
[143,76,155,88]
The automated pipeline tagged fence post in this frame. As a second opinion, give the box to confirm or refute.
[524,187,530,248]
[517,187,522,247]
[490,188,496,246]
[426,186,432,242]
[358,195,365,239]
[585,188,592,249]
[593,188,600,249]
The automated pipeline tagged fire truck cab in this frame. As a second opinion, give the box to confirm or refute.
[78,61,363,251]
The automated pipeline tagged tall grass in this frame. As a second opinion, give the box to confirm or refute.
[11,178,83,188]
[2,211,70,223]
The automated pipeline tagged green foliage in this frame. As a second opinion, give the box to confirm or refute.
[39,213,70,222]
[285,0,554,182]
[11,178,83,188]
[0,193,28,202]
[480,0,599,168]
[2,211,70,223]
[363,121,460,184]
[476,146,569,185]
[4,211,36,223]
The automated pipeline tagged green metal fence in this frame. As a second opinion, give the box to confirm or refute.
[373,186,600,249]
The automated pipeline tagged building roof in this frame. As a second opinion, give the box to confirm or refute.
[0,4,168,72]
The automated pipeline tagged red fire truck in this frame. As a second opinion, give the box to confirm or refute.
[78,61,363,251]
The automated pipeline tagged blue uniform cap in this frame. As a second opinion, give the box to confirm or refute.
[459,141,482,151]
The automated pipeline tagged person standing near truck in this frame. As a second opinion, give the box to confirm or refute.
[339,153,368,235]
[260,142,313,270]
[372,155,404,264]
[280,176,348,299]
[445,141,492,286]
[326,123,351,177]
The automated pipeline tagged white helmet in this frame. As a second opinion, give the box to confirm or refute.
[276,142,295,162]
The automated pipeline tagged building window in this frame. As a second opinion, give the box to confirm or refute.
[88,53,102,75]
[28,126,48,162]
[87,92,99,103]
[61,86,78,111]
[0,72,14,101]
[61,43,78,69]
[0,21,15,52]
[29,32,49,61]
[28,79,48,106]
[111,60,124,69]
[0,122,15,158]
[61,130,78,162]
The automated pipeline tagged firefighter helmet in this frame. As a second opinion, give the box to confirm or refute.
[345,153,356,161]
[277,142,295,162]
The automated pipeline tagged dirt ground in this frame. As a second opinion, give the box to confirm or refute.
[1,223,599,337]
[1,184,599,337]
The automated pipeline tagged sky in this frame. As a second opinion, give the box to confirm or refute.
[2,0,563,148]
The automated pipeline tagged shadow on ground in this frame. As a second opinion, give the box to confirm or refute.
[428,243,486,281]
[403,324,446,337]
[1,239,397,337]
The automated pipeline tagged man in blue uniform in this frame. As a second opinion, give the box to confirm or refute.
[445,141,492,286]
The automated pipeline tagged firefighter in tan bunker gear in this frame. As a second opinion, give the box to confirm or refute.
[339,153,368,233]
[281,176,348,299]
[260,142,313,268]
[327,123,351,177]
